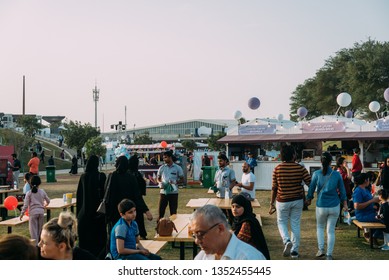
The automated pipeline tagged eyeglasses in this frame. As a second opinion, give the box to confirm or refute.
[192,223,220,240]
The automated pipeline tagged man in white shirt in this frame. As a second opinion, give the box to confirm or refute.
[190,204,265,260]
[236,162,256,200]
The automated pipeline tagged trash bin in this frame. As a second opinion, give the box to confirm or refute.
[201,166,216,188]
[46,166,57,183]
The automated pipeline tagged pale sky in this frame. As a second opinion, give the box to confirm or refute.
[1,0,388,132]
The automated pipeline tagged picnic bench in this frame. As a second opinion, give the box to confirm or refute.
[0,214,47,234]
[139,240,167,255]
[352,219,385,248]
[0,215,30,234]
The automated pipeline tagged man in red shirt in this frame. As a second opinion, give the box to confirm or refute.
[351,147,363,179]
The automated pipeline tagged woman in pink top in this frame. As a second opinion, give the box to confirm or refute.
[28,152,40,175]
[20,175,50,245]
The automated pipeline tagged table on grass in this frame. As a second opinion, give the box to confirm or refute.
[186,197,260,210]
[45,198,77,221]
[154,214,197,260]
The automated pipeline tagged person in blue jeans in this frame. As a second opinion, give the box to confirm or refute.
[306,152,348,260]
[110,199,161,260]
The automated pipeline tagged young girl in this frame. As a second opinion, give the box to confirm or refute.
[377,189,389,250]
[23,172,32,194]
[20,175,50,245]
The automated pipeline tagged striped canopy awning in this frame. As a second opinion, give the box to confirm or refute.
[127,144,175,149]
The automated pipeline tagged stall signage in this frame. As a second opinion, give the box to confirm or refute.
[376,120,389,131]
[238,124,276,135]
[302,122,345,133]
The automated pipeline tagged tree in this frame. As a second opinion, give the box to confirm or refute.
[15,115,43,154]
[181,140,197,152]
[290,39,389,121]
[207,132,226,151]
[61,120,99,150]
[134,132,153,144]
[84,136,107,158]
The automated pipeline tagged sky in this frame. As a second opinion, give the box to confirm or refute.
[1,0,388,132]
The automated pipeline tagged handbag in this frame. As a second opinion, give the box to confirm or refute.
[96,173,113,215]
[156,217,178,236]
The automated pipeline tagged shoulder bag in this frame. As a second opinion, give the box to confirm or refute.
[96,173,113,215]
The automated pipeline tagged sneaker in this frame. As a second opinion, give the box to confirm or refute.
[283,241,292,257]
[315,250,325,258]
[381,245,389,251]
[326,255,333,260]
[290,251,299,259]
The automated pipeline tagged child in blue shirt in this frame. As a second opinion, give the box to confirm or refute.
[110,199,161,260]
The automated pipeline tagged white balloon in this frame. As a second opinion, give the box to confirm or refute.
[277,114,284,121]
[336,92,352,107]
[234,110,242,120]
[369,101,380,112]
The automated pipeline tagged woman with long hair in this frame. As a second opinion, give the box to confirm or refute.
[379,157,389,192]
[306,152,348,260]
[336,157,352,200]
[76,154,107,259]
[231,194,270,260]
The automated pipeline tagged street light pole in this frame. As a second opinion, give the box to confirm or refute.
[92,84,100,128]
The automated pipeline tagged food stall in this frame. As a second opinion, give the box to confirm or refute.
[218,115,389,190]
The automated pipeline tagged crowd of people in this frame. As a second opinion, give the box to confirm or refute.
[2,145,389,261]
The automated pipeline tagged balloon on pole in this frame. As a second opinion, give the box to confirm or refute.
[345,110,353,118]
[4,196,18,211]
[297,107,308,118]
[234,110,242,120]
[248,97,260,110]
[369,101,380,113]
[384,88,389,103]
[160,141,168,148]
[336,92,352,107]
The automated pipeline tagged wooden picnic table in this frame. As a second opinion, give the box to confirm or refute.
[207,186,241,194]
[45,198,77,221]
[186,197,260,210]
[154,214,197,260]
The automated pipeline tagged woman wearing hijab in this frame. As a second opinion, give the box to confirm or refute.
[76,155,107,259]
[231,194,271,260]
[105,156,148,235]
[128,155,153,240]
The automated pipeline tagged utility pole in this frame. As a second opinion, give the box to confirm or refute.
[22,75,25,115]
[92,83,100,128]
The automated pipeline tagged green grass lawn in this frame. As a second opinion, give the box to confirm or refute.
[1,171,388,260]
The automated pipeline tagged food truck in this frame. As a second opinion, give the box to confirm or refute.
[218,115,389,190]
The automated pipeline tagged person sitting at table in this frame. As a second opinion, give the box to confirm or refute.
[20,175,50,246]
[353,173,383,244]
[110,199,161,260]
[38,212,97,260]
[189,204,266,260]
[231,194,270,259]
[0,234,38,260]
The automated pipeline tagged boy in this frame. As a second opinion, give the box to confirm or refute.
[110,199,161,260]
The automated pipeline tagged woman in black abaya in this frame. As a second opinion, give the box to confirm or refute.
[231,194,271,260]
[76,155,107,259]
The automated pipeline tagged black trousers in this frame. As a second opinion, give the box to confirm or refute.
[158,193,178,220]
